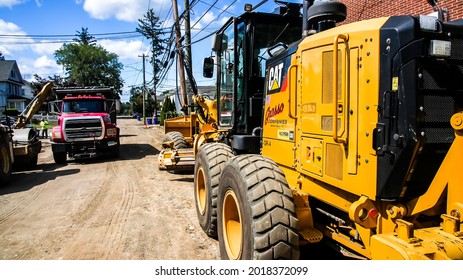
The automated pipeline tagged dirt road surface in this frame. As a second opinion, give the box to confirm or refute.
[0,117,220,260]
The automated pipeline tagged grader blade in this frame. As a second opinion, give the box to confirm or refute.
[158,147,195,171]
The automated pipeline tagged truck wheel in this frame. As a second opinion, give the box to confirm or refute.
[53,151,67,164]
[0,141,12,185]
[27,154,38,168]
[110,146,120,158]
[217,155,299,260]
[194,143,233,238]
[162,131,188,149]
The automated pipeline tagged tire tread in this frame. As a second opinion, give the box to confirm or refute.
[225,155,299,260]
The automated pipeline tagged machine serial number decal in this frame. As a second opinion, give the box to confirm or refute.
[277,130,294,140]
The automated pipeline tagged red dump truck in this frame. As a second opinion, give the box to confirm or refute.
[49,86,121,163]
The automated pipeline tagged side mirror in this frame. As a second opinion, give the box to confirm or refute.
[115,99,121,113]
[203,57,214,78]
[48,100,62,115]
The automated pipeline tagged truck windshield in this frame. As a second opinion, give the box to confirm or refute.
[63,100,105,113]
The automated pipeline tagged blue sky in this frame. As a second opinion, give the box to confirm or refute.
[0,0,282,102]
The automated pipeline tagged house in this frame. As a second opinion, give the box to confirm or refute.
[0,60,28,113]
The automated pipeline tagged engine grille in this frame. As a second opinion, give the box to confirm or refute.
[63,117,104,141]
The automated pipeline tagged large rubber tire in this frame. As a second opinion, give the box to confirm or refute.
[109,136,120,158]
[53,151,67,164]
[0,140,13,185]
[217,155,299,260]
[194,143,233,238]
[109,145,120,158]
[162,131,188,149]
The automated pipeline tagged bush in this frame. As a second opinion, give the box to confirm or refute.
[2,108,20,116]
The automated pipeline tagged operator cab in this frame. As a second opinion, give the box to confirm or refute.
[204,2,302,153]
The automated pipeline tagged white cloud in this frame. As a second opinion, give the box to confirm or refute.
[99,39,147,61]
[0,0,25,8]
[17,56,64,80]
[31,41,63,56]
[81,0,153,22]
[0,19,33,55]
[0,19,63,58]
[33,55,59,69]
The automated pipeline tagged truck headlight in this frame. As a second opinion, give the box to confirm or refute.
[106,128,117,137]
[429,40,451,57]
[52,131,62,139]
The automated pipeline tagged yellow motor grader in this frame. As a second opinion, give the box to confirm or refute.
[157,1,303,172]
[157,93,225,171]
[192,0,463,260]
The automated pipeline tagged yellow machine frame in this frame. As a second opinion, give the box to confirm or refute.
[261,17,463,259]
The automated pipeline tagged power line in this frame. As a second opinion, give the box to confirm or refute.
[190,0,238,41]
[0,30,141,38]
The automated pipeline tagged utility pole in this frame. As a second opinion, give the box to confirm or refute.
[184,0,193,102]
[171,0,188,114]
[139,53,147,127]
[152,47,157,123]
[184,0,192,71]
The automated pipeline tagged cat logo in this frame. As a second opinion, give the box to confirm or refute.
[268,63,284,91]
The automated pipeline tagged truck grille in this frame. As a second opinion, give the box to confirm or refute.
[63,117,104,141]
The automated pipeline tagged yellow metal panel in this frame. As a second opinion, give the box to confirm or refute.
[295,17,384,201]
[325,143,343,180]
[371,227,463,260]
[347,48,359,175]
[300,137,323,176]
[262,138,296,169]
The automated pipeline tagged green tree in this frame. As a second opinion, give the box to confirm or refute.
[129,86,144,114]
[160,96,177,125]
[121,102,131,115]
[74,27,97,45]
[130,86,157,118]
[54,28,124,96]
[136,9,168,116]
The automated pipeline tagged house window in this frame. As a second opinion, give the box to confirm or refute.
[8,101,23,111]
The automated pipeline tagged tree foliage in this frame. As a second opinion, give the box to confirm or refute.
[73,27,97,45]
[136,8,168,84]
[129,86,157,116]
[136,9,168,117]
[160,96,177,125]
[54,28,124,96]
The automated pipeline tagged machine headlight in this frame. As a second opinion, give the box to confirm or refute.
[419,15,438,31]
[429,40,451,57]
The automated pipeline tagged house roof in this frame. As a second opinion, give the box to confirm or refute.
[7,94,31,101]
[0,60,24,85]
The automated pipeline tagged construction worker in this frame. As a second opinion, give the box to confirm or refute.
[40,118,49,139]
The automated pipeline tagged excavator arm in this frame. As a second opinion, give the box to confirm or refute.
[14,82,54,129]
